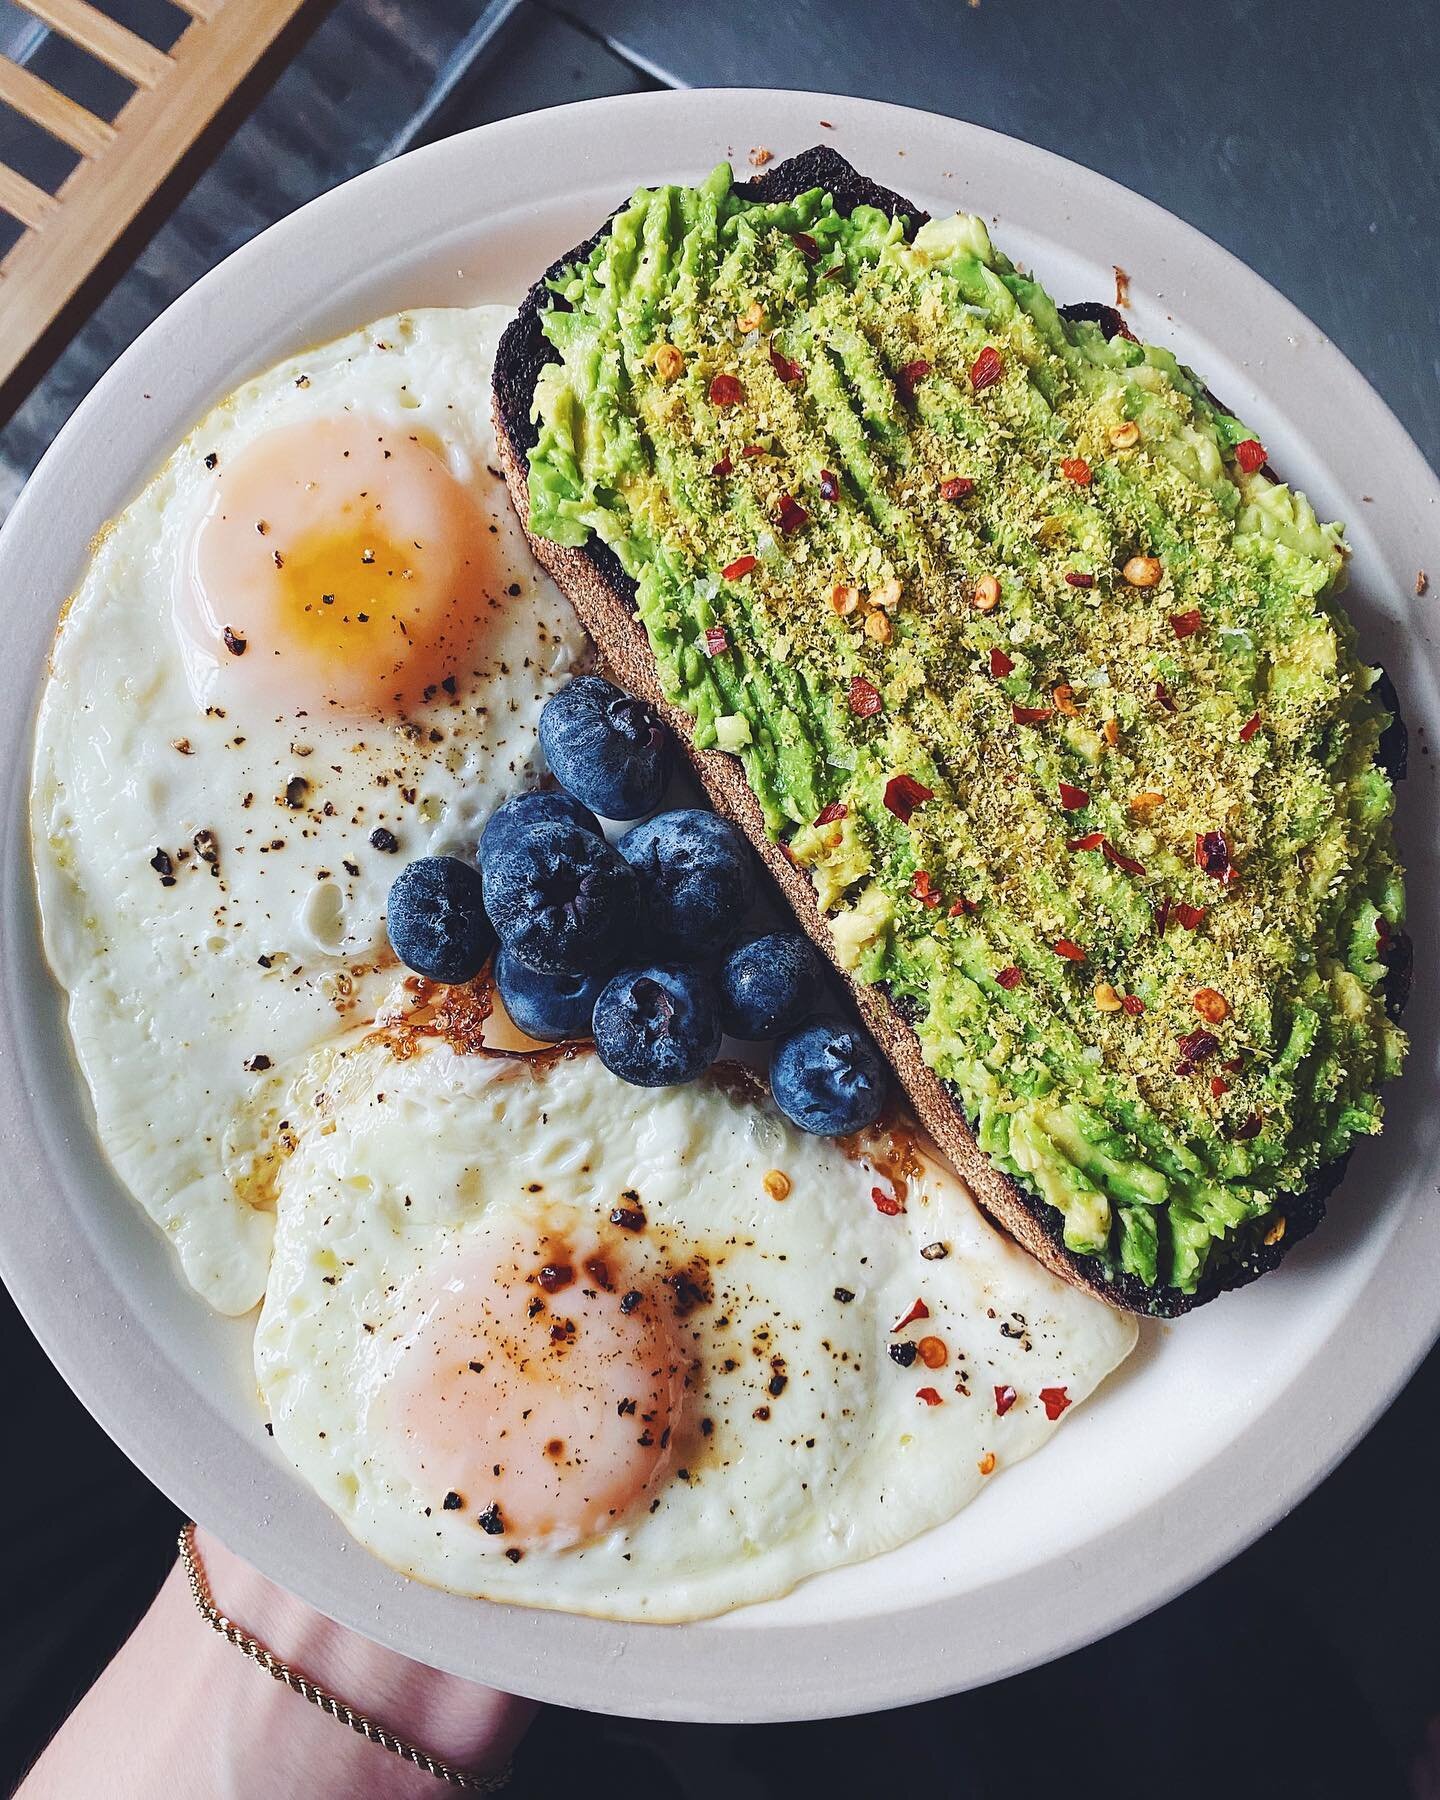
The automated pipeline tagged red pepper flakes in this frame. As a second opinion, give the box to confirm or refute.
[1153,897,1171,935]
[949,896,978,917]
[1222,1056,1244,1074]
[848,676,884,719]
[1039,1386,1071,1421]
[1169,609,1204,639]
[703,626,729,658]
[1064,570,1096,589]
[1238,712,1262,742]
[790,230,821,262]
[1066,831,1105,852]
[872,1185,903,1216]
[818,468,840,502]
[711,454,734,477]
[1376,915,1392,953]
[940,475,975,501]
[1211,1076,1231,1099]
[915,1387,943,1407]
[741,443,766,458]
[775,493,810,534]
[883,773,935,823]
[1012,703,1054,726]
[896,358,931,403]
[1234,438,1267,474]
[1176,1029,1220,1074]
[1053,938,1086,963]
[1102,841,1147,878]
[994,1384,1018,1416]
[722,554,758,581]
[823,262,845,279]
[1060,456,1093,485]
[892,1297,930,1332]
[1172,901,1207,931]
[769,345,803,384]
[1232,1112,1263,1140]
[996,965,1024,990]
[911,869,942,908]
[1059,782,1090,810]
[989,646,1015,678]
[970,345,1004,391]
[814,800,847,826]
[708,373,742,407]
[1195,830,1233,882]
[1121,993,1146,1016]
[1154,681,1177,712]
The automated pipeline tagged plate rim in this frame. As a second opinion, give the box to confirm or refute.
[1,85,1436,1724]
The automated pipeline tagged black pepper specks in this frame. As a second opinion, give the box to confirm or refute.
[369,827,399,853]
[619,1289,642,1314]
[442,1490,464,1511]
[833,1286,855,1303]
[244,1054,272,1073]
[222,626,247,656]
[285,775,309,809]
[889,1341,918,1368]
[477,1502,505,1535]
[920,1242,950,1261]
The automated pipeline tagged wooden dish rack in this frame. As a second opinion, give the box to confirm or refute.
[0,0,314,410]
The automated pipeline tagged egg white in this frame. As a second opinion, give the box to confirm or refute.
[30,308,588,1313]
[255,1035,1136,1621]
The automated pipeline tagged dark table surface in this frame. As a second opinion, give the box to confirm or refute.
[2,2,1438,1793]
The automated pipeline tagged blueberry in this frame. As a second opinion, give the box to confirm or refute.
[770,1015,887,1135]
[479,789,601,869]
[482,821,636,976]
[539,675,672,821]
[618,808,755,957]
[719,931,826,1039]
[495,946,604,1042]
[592,965,722,1087]
[386,856,495,984]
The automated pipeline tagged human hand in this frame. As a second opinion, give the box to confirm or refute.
[20,1523,533,1799]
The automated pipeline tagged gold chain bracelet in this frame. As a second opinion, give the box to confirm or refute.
[177,1524,513,1793]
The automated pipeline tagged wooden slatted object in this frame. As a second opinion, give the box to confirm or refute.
[0,0,315,399]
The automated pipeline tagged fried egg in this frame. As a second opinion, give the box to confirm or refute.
[255,1032,1136,1621]
[30,308,588,1313]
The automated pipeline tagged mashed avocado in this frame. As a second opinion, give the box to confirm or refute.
[526,163,1407,1300]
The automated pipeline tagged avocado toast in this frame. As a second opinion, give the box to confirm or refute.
[493,147,1409,1316]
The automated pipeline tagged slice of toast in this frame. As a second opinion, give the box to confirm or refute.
[492,146,1407,1316]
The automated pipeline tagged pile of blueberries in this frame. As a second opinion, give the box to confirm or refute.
[385,675,886,1137]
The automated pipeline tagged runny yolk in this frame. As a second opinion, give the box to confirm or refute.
[386,1235,685,1551]
[181,415,497,712]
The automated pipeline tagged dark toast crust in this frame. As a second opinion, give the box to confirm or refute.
[492,148,1408,1317]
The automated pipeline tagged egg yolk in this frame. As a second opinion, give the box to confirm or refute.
[182,416,497,712]
[387,1236,685,1550]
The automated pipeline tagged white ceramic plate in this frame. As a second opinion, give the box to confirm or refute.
[1,90,1436,1725]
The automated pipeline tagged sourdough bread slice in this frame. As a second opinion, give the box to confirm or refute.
[492,146,1407,1316]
